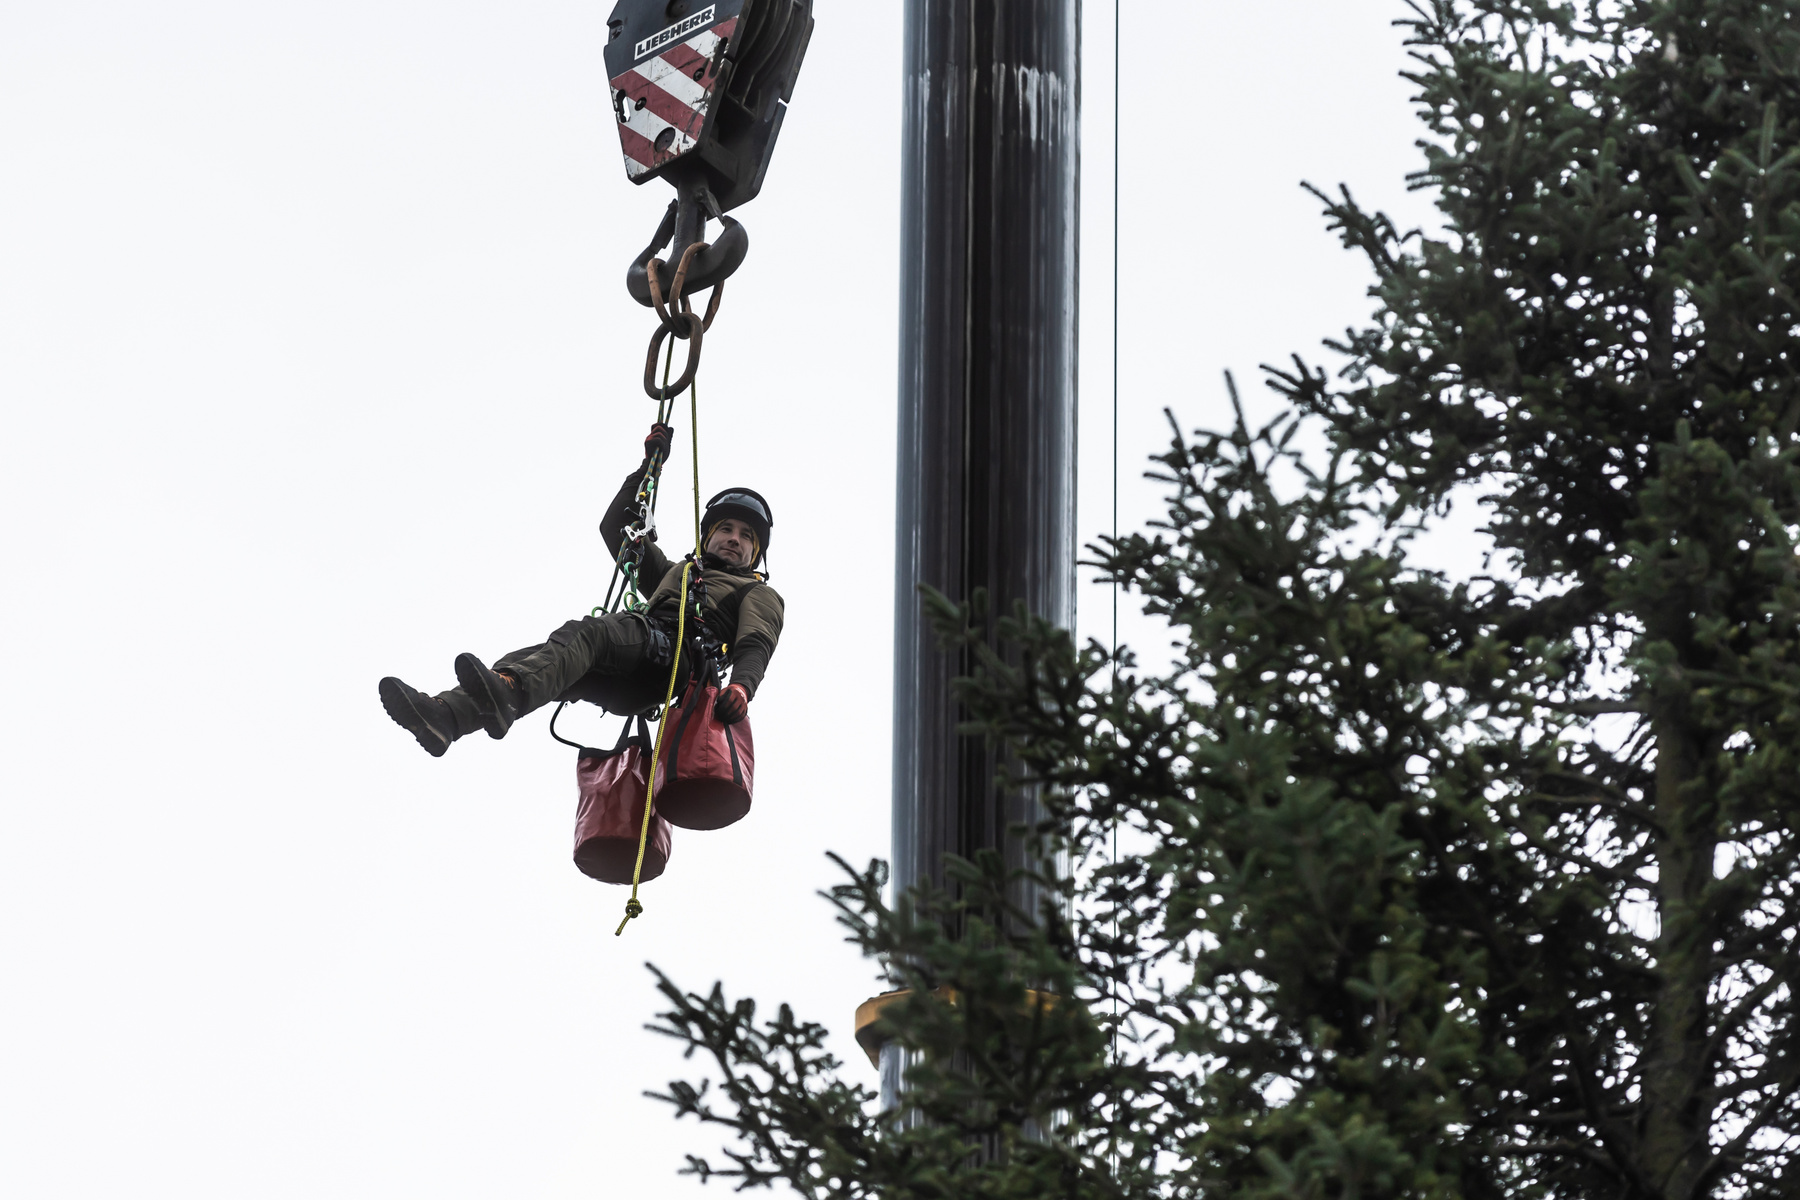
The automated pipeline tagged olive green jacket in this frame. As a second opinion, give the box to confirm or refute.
[602,467,785,697]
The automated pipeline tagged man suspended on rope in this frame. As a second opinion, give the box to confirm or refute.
[378,423,783,757]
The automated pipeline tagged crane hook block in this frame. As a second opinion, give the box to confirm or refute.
[603,0,814,214]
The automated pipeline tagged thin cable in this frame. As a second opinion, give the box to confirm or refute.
[1110,0,1121,931]
[1111,11,1121,699]
[1110,0,1123,1173]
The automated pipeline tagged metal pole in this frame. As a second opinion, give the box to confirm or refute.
[890,0,1079,975]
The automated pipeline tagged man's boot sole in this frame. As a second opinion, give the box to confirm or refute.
[454,653,516,740]
[379,677,451,758]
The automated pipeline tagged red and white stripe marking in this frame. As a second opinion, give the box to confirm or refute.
[611,17,739,179]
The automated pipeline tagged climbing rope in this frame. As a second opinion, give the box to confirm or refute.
[615,559,694,937]
[610,242,721,936]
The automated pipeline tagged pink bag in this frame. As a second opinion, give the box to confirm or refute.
[572,715,672,884]
[654,683,755,831]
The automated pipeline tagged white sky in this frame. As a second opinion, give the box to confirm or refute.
[0,3,1437,1196]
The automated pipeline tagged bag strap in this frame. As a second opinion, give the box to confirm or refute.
[698,643,744,787]
[661,674,745,788]
[659,637,729,781]
[557,703,651,760]
[722,720,745,788]
[663,690,704,782]
[550,702,590,753]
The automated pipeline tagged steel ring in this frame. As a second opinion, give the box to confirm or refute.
[643,312,705,400]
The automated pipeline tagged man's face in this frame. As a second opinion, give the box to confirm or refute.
[705,517,757,567]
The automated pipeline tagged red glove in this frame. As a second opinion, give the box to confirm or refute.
[713,682,749,725]
[644,422,674,463]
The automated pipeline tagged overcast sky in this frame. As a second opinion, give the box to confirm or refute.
[1,3,1437,1196]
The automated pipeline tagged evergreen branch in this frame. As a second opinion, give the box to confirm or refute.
[1671,667,1798,699]
[1515,1105,1640,1126]
[1533,697,1646,715]
[1569,1035,1660,1197]
[1514,822,1640,886]
[1522,791,1662,833]
[1695,1077,1800,1198]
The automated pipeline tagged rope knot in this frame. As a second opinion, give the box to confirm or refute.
[614,897,645,938]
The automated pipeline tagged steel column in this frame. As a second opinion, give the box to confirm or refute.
[891,0,1080,916]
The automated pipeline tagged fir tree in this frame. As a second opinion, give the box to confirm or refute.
[647,2,1800,1196]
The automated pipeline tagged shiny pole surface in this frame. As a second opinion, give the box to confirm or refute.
[892,0,1080,910]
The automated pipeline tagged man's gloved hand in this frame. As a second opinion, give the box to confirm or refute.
[644,422,675,464]
[713,682,749,725]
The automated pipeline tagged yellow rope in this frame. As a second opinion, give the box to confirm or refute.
[615,362,706,937]
[689,376,703,552]
[616,558,692,937]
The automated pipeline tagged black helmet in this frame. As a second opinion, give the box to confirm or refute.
[702,487,773,562]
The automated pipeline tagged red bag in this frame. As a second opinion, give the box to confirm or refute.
[654,683,755,830]
[572,715,672,884]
